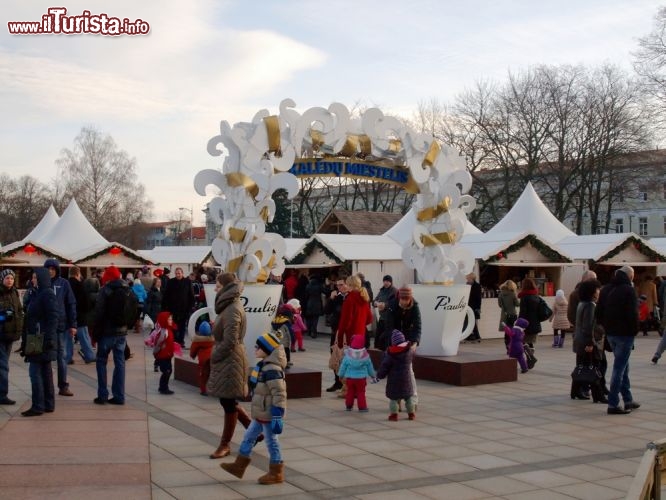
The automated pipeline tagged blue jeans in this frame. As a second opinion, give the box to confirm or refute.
[56,329,69,390]
[76,326,96,362]
[96,335,127,402]
[238,419,282,463]
[607,335,635,408]
[29,361,55,412]
[0,340,12,399]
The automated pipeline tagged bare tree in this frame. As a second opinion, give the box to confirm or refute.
[55,126,153,245]
[634,6,666,125]
[0,174,52,244]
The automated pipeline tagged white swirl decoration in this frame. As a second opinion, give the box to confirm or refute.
[195,99,475,284]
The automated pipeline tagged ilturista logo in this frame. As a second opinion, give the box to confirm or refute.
[8,8,150,36]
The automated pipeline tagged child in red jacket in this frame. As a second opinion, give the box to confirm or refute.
[638,294,650,336]
[287,299,307,352]
[154,311,176,395]
[189,321,214,395]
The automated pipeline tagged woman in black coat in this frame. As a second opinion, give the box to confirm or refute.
[304,275,324,339]
[518,278,543,347]
[571,279,605,402]
[20,268,58,416]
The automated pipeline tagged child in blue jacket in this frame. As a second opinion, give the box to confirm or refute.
[338,334,376,412]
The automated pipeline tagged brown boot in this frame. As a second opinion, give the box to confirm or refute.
[209,412,237,459]
[237,405,264,445]
[221,455,251,478]
[258,462,284,484]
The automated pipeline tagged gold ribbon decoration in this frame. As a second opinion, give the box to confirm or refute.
[263,115,282,156]
[259,205,270,223]
[228,227,247,243]
[310,129,324,151]
[255,268,268,284]
[422,140,441,168]
[338,134,373,157]
[225,172,259,199]
[420,231,457,247]
[338,134,359,157]
[266,254,276,269]
[227,255,243,273]
[388,138,402,153]
[359,134,372,156]
[417,197,451,222]
[420,279,455,286]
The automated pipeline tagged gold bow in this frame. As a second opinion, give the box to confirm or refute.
[417,197,451,222]
[420,231,457,246]
[338,134,372,157]
[310,129,324,151]
[263,115,282,156]
[225,172,259,199]
[227,255,243,273]
[422,140,441,168]
[228,227,247,243]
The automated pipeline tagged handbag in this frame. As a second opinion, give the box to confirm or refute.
[24,325,44,356]
[537,297,553,322]
[571,363,601,384]
[328,332,346,371]
[524,344,537,369]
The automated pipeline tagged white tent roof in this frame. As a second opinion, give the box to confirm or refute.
[486,182,575,243]
[383,206,483,246]
[137,246,212,266]
[284,238,309,260]
[557,233,666,262]
[22,205,60,244]
[459,231,569,261]
[649,238,666,254]
[312,234,403,261]
[39,199,109,256]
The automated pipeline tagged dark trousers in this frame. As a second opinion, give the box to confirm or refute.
[156,358,172,392]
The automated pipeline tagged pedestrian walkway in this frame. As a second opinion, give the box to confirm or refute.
[2,331,666,499]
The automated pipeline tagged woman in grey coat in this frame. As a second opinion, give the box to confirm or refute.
[208,273,260,459]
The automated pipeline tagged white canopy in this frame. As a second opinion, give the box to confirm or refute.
[384,206,483,246]
[137,246,213,266]
[39,199,109,255]
[309,234,403,262]
[486,182,575,243]
[22,205,60,244]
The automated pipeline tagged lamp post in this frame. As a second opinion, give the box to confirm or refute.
[179,207,193,246]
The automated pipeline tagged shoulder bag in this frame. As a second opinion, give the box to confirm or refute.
[24,324,44,356]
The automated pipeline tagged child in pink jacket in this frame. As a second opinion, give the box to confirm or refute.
[287,299,307,352]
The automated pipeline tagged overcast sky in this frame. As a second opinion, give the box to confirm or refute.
[2,0,663,225]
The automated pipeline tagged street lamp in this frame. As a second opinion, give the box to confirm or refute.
[179,207,193,245]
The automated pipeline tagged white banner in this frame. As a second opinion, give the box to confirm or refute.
[412,284,475,356]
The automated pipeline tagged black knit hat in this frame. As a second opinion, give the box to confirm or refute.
[383,275,393,283]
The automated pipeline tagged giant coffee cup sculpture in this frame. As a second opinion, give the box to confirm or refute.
[192,99,475,356]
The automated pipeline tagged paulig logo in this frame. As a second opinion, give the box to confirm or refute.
[240,296,277,317]
[433,295,467,312]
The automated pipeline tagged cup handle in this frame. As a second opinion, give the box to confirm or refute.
[459,306,476,340]
[187,307,214,339]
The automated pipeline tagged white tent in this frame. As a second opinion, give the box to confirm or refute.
[137,246,213,273]
[485,182,575,243]
[384,206,483,247]
[21,205,60,244]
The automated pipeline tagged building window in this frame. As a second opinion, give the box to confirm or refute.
[663,216,666,235]
[663,182,666,200]
[639,217,648,236]
[615,218,624,233]
[638,186,648,202]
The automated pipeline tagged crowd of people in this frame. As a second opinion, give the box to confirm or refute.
[1,260,664,485]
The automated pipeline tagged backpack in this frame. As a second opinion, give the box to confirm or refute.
[106,285,138,329]
[537,297,553,322]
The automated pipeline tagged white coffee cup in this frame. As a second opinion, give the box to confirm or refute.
[411,284,475,356]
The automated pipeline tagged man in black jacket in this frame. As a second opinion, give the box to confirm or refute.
[596,265,641,415]
[68,267,96,364]
[163,267,195,347]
